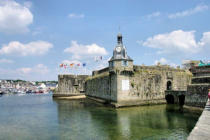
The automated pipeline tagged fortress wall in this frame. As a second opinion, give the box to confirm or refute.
[185,84,210,107]
[172,71,192,90]
[55,74,89,95]
[117,67,191,104]
[85,72,117,102]
[133,65,186,72]
[92,67,109,76]
[185,66,210,107]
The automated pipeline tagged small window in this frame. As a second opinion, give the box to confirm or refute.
[167,81,172,90]
[122,60,128,66]
[110,61,114,67]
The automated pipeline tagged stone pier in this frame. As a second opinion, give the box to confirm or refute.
[188,99,210,140]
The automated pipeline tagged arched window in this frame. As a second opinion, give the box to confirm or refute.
[167,81,172,90]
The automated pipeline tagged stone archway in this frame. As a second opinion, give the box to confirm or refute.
[178,95,185,106]
[167,81,172,90]
[165,94,174,104]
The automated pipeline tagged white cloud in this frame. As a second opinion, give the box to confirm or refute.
[154,57,167,65]
[0,0,33,34]
[68,13,84,19]
[17,67,32,74]
[141,30,201,54]
[0,41,53,56]
[199,32,210,46]
[168,4,208,19]
[146,12,161,19]
[0,64,50,80]
[23,1,32,8]
[0,58,13,63]
[64,41,108,59]
[17,64,49,76]
[0,64,56,81]
[154,57,177,67]
[33,64,49,75]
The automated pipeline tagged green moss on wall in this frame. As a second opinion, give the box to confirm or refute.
[131,82,134,88]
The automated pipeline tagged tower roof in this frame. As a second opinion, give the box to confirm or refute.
[109,33,133,62]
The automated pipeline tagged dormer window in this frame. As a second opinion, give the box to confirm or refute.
[122,60,128,66]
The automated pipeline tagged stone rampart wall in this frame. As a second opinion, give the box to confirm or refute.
[85,72,117,102]
[85,65,191,106]
[120,67,191,103]
[185,84,210,107]
[55,74,89,95]
[186,65,210,107]
[92,67,109,76]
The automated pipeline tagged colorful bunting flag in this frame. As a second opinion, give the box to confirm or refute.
[64,64,67,69]
[59,63,63,67]
[59,62,88,69]
[70,63,74,67]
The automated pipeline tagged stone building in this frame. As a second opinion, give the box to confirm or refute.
[54,33,192,107]
[185,65,210,107]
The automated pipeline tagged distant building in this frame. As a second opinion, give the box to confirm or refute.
[182,60,200,69]
[40,83,46,89]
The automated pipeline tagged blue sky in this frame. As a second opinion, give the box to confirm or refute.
[0,0,210,81]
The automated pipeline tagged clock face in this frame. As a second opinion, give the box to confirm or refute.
[116,47,121,53]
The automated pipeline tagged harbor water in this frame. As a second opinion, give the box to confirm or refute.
[0,94,201,140]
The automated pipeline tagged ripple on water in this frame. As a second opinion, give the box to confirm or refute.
[0,94,202,140]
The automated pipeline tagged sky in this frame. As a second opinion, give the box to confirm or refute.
[0,0,210,81]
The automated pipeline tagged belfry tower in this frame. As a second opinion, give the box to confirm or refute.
[108,33,134,104]
[109,33,133,73]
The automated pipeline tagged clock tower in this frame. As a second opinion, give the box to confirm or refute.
[109,33,133,73]
[108,33,133,104]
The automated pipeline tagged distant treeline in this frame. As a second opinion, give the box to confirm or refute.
[35,81,58,85]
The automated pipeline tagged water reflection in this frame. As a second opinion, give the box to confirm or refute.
[53,99,201,140]
[0,94,202,140]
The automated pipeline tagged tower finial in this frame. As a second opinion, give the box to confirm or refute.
[117,26,122,45]
[117,33,122,45]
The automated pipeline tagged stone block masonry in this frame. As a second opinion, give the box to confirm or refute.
[85,65,191,107]
[53,74,89,98]
[185,65,210,108]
